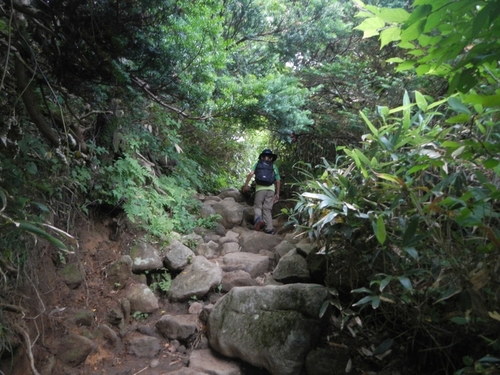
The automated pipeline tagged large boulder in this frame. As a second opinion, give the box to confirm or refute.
[130,241,163,273]
[211,198,245,229]
[239,230,282,254]
[207,284,329,375]
[169,256,222,301]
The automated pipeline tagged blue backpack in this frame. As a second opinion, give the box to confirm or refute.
[254,160,275,186]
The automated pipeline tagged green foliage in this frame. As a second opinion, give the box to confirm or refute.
[354,0,500,93]
[131,311,149,321]
[150,269,173,294]
[92,155,206,238]
[288,89,500,371]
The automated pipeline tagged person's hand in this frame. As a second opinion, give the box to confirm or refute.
[274,194,279,203]
[242,185,249,192]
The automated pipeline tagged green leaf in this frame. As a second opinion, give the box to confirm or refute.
[360,110,379,136]
[319,300,330,318]
[0,189,6,211]
[379,8,410,23]
[352,295,374,307]
[403,247,419,260]
[395,60,417,72]
[380,27,401,48]
[373,338,393,355]
[448,97,471,114]
[483,159,500,169]
[434,284,462,304]
[445,114,471,124]
[398,276,413,291]
[450,317,468,325]
[407,164,429,174]
[355,17,385,38]
[17,221,68,250]
[402,216,419,246]
[414,91,428,111]
[386,57,404,63]
[352,287,373,294]
[380,276,391,292]
[374,215,387,245]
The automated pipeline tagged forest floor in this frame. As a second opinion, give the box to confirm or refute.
[3,207,424,375]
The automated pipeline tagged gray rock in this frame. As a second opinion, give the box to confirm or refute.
[189,302,204,315]
[169,256,222,301]
[106,255,132,288]
[204,233,222,243]
[221,252,269,278]
[207,284,329,375]
[220,242,240,255]
[95,323,121,349]
[200,203,217,218]
[295,238,315,257]
[189,349,242,375]
[126,333,161,358]
[124,283,159,313]
[58,263,83,289]
[194,240,219,259]
[219,188,244,202]
[156,314,199,340]
[274,240,296,261]
[130,241,163,273]
[305,347,348,375]
[273,250,311,283]
[170,367,206,375]
[211,198,245,229]
[222,270,259,292]
[239,230,282,254]
[57,333,95,366]
[163,239,195,271]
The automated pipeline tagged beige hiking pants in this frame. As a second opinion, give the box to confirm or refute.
[254,189,275,232]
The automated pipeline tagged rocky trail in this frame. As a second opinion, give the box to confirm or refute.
[1,188,359,375]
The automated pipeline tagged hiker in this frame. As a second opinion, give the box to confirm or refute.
[242,149,281,235]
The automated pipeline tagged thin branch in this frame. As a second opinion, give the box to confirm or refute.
[131,76,211,121]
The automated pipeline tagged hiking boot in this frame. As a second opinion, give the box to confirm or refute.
[264,229,275,235]
[254,217,264,231]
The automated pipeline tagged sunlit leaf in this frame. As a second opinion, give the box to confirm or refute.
[488,311,500,321]
[414,91,428,111]
[380,27,401,48]
[354,17,385,38]
[373,215,386,244]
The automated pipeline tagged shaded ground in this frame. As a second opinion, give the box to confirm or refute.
[1,207,425,375]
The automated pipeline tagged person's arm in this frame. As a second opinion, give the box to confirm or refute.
[273,165,281,202]
[242,171,255,192]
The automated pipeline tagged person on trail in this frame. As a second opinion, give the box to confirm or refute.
[242,149,281,235]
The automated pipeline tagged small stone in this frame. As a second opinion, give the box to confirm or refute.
[150,359,160,368]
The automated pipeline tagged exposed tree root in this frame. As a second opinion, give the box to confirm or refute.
[13,323,41,375]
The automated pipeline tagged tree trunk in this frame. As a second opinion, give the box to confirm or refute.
[14,58,60,148]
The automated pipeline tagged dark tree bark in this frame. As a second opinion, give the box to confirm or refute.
[14,58,60,147]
